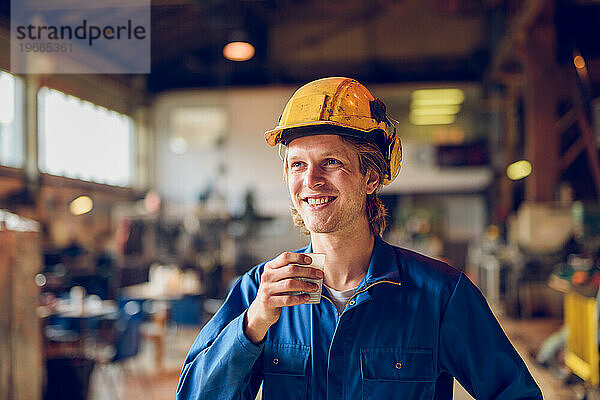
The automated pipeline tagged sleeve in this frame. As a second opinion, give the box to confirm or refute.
[438,273,543,400]
[176,268,265,400]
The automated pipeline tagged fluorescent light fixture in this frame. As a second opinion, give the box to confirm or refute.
[410,105,461,116]
[70,195,93,215]
[409,88,464,125]
[412,88,465,105]
[409,113,456,125]
[506,160,532,180]
[223,41,255,61]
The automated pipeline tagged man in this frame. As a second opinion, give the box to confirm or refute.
[177,77,542,399]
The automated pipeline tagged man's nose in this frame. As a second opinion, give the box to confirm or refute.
[304,164,324,188]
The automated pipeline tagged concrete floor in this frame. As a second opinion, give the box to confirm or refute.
[88,317,578,400]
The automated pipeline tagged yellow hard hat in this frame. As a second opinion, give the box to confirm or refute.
[265,77,401,185]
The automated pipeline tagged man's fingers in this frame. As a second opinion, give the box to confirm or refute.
[268,264,323,282]
[268,252,312,269]
[254,251,320,318]
[268,278,319,295]
[268,294,311,308]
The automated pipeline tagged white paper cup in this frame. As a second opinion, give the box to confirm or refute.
[293,253,326,304]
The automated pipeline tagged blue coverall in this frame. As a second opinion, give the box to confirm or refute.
[177,237,543,399]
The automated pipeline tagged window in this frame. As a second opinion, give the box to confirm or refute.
[0,71,24,168]
[38,87,134,186]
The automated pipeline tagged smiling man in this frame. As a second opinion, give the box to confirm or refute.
[177,77,542,400]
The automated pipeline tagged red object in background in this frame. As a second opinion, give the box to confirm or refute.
[571,270,589,285]
[590,272,600,286]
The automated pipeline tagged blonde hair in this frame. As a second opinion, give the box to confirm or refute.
[283,136,388,237]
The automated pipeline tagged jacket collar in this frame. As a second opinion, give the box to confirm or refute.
[364,236,401,286]
[305,236,401,289]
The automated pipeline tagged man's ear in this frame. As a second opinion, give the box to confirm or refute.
[365,169,380,195]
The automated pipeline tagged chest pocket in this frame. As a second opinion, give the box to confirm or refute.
[262,343,310,400]
[360,347,436,400]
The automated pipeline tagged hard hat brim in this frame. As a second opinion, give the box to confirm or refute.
[278,124,387,149]
[265,120,382,147]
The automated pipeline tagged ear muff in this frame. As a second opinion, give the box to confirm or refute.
[383,136,402,185]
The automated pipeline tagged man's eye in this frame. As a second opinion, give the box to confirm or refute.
[325,159,341,166]
[290,161,303,168]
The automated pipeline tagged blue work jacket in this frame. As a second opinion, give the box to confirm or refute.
[177,238,542,399]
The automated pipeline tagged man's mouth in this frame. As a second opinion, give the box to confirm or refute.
[304,196,336,206]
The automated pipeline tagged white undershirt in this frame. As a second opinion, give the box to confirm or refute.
[324,285,358,314]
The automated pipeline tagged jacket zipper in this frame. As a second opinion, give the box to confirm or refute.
[323,279,402,398]
[321,280,402,317]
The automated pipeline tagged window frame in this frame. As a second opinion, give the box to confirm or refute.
[36,86,136,187]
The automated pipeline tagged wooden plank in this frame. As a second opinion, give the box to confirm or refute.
[520,3,560,202]
[489,0,551,75]
[0,231,13,400]
[12,231,43,400]
[0,213,42,400]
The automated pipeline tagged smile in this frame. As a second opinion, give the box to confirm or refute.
[304,196,336,206]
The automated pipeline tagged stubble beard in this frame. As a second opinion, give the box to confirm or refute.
[295,192,368,235]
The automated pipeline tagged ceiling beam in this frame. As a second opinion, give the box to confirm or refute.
[488,0,550,78]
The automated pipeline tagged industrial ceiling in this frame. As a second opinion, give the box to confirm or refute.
[0,0,598,93]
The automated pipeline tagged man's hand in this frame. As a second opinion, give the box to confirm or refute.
[244,252,323,344]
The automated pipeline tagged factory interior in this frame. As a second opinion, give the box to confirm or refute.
[1,0,600,399]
